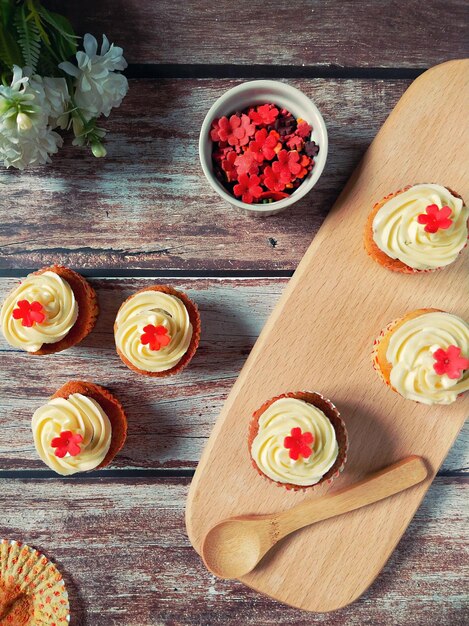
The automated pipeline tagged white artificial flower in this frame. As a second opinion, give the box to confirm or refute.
[59,33,128,121]
[0,123,63,170]
[29,75,70,128]
[0,66,64,169]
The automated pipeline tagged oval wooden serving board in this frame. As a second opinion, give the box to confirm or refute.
[186,60,469,612]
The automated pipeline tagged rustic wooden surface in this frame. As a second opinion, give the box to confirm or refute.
[45,0,467,68]
[1,1,468,624]
[0,78,411,271]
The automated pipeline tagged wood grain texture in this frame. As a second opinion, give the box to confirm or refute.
[186,61,469,611]
[1,477,468,625]
[44,0,469,68]
[0,277,467,473]
[0,78,410,271]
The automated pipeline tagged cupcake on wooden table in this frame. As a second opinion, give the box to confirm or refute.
[0,265,98,354]
[114,285,200,376]
[364,184,468,272]
[248,391,348,491]
[373,309,469,405]
[32,381,127,475]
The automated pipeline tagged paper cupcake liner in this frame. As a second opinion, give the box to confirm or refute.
[0,539,69,625]
[51,380,128,470]
[248,391,348,493]
[114,285,201,377]
[363,185,455,274]
[32,265,99,355]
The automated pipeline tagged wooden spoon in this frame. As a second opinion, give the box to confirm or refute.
[201,455,427,579]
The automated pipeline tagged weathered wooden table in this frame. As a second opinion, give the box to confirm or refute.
[1,2,468,624]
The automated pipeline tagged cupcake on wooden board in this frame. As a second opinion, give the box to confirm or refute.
[0,265,98,354]
[0,539,69,625]
[31,381,127,476]
[248,391,348,491]
[364,184,468,272]
[373,309,469,405]
[114,285,200,377]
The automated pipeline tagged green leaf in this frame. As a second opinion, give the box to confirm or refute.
[38,7,78,59]
[14,5,41,71]
[0,0,15,28]
[0,21,23,68]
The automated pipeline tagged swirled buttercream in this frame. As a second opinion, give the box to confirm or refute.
[372,184,468,270]
[387,312,469,405]
[251,397,338,486]
[115,290,193,372]
[0,271,78,352]
[32,393,112,475]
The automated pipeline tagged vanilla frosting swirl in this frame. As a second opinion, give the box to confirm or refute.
[387,312,469,405]
[0,271,78,352]
[251,398,339,486]
[372,184,468,270]
[32,393,112,475]
[115,290,193,372]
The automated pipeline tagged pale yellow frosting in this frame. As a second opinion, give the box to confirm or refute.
[115,290,193,372]
[31,393,112,475]
[372,184,468,270]
[0,271,78,352]
[251,397,339,486]
[387,312,469,405]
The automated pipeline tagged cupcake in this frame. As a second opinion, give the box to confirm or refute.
[31,381,127,475]
[0,265,98,354]
[364,184,468,272]
[373,309,469,405]
[248,391,348,491]
[114,285,200,377]
[0,539,69,624]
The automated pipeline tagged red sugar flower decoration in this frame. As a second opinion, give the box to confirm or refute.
[234,151,259,176]
[249,104,279,126]
[233,173,262,204]
[433,345,469,380]
[141,324,171,351]
[249,129,280,162]
[284,427,314,461]
[51,431,83,458]
[210,114,255,147]
[272,150,302,184]
[417,204,453,233]
[263,164,285,192]
[12,300,46,327]
[296,120,312,138]
[221,150,237,182]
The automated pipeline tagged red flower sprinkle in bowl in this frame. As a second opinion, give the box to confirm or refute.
[199,81,328,216]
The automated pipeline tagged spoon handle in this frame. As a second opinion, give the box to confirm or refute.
[273,455,428,540]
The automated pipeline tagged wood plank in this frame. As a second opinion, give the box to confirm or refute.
[0,277,467,473]
[0,476,467,625]
[186,60,469,611]
[0,78,410,271]
[43,0,469,69]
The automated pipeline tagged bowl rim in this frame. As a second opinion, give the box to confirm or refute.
[199,79,328,214]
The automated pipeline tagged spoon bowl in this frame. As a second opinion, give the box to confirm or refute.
[202,519,265,579]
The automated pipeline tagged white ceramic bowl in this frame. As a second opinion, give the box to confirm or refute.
[199,80,328,216]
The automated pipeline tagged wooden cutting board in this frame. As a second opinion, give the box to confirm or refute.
[185,59,469,612]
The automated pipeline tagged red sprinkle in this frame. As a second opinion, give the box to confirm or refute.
[283,427,314,461]
[12,300,46,327]
[51,431,83,458]
[141,324,171,351]
[417,204,453,233]
[433,345,469,379]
